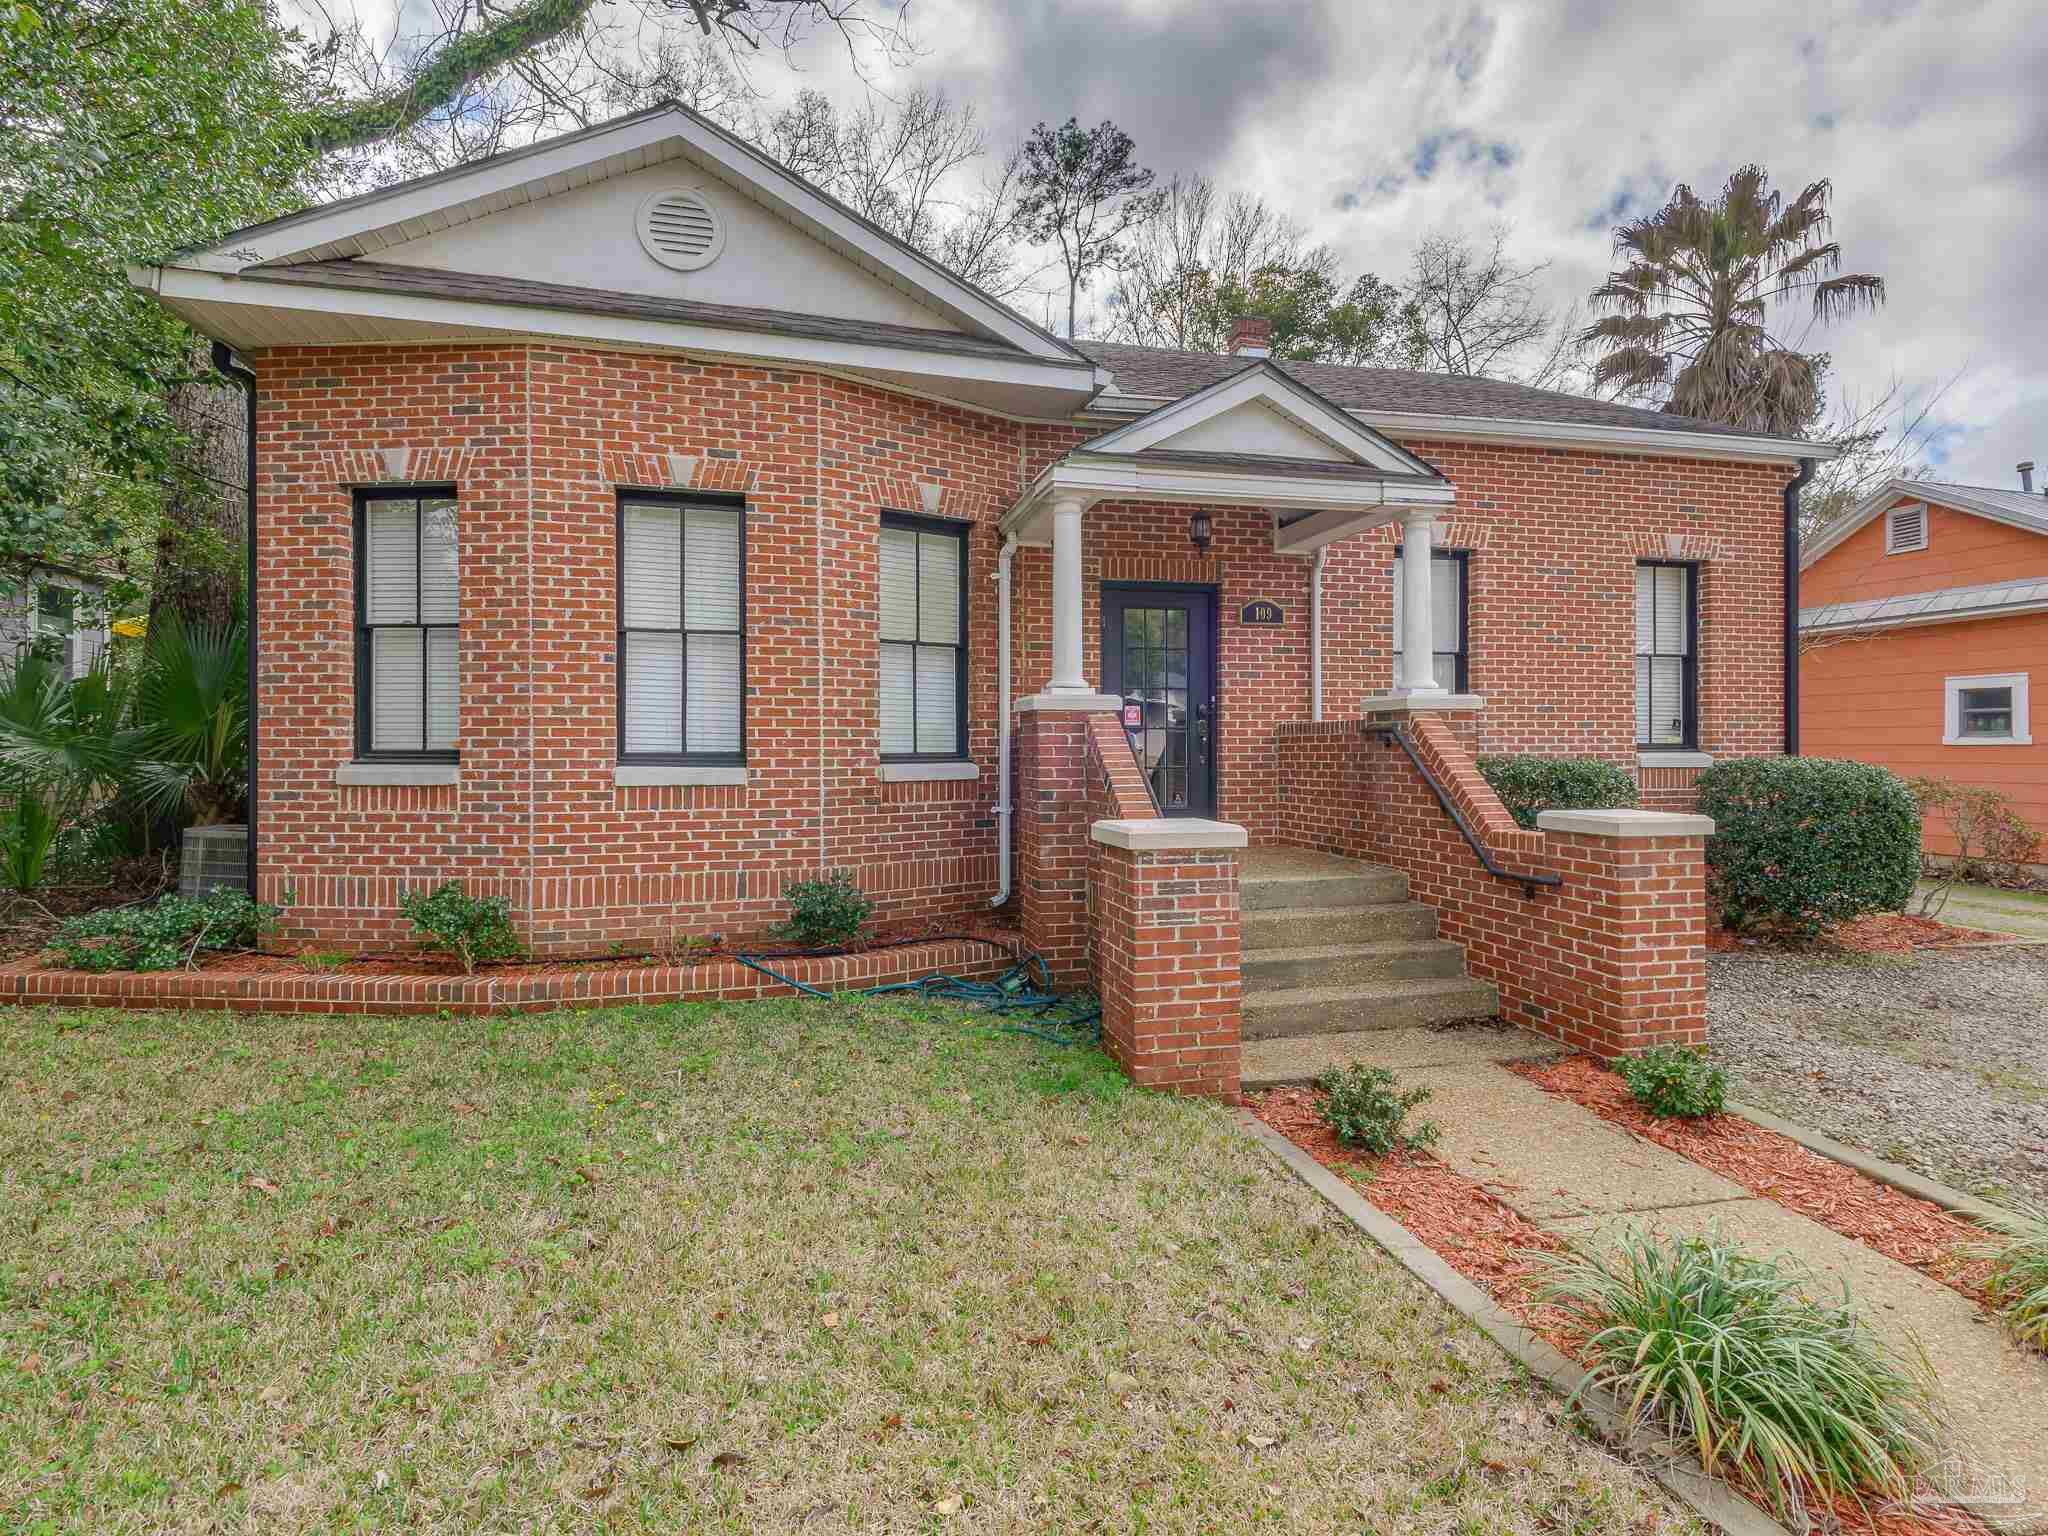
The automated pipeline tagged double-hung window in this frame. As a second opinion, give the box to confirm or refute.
[1391,548,1469,692]
[356,489,459,759]
[618,493,745,762]
[1634,561,1697,749]
[879,513,967,760]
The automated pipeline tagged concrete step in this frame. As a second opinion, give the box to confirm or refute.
[1241,976,1500,1041]
[1241,1024,1554,1092]
[1241,867,1409,911]
[1243,901,1437,950]
[1242,939,1467,990]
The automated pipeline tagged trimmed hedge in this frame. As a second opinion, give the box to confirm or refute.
[1475,754,1640,830]
[1694,757,1920,933]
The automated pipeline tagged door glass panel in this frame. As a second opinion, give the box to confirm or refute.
[1120,604,1195,810]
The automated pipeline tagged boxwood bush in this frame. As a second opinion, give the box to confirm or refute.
[1475,753,1639,830]
[1694,757,1920,933]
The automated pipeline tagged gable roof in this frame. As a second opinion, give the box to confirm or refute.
[1075,358,1446,480]
[1079,340,1788,440]
[155,101,1087,368]
[1802,477,2048,568]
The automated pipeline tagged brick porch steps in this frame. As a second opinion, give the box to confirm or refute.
[1238,848,1499,1049]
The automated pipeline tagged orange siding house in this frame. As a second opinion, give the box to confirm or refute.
[1800,473,2048,867]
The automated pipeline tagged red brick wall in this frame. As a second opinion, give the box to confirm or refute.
[1275,718,1708,1058]
[251,341,1788,953]
[1091,843,1242,1098]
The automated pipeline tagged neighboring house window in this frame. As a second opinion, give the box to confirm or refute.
[35,584,77,674]
[1391,548,1468,692]
[1885,501,1928,554]
[356,490,459,759]
[1634,561,1697,748]
[879,513,967,759]
[618,492,745,762]
[1943,672,2031,745]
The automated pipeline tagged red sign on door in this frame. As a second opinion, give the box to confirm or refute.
[1121,701,1143,731]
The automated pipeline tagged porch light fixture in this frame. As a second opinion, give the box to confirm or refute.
[1188,509,1213,553]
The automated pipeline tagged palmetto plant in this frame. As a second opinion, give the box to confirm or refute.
[129,612,248,827]
[0,650,136,891]
[1582,166,1885,435]
[1531,1227,1941,1519]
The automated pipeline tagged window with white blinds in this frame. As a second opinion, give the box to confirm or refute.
[618,495,744,760]
[1634,562,1696,748]
[1391,549,1469,692]
[356,492,459,757]
[879,514,966,759]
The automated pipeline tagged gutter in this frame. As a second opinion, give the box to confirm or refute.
[211,342,258,896]
[1782,456,1816,756]
[990,535,1018,908]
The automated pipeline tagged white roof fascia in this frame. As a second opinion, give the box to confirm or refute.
[157,106,1081,366]
[1079,363,1440,478]
[144,265,1097,396]
[1802,478,2048,569]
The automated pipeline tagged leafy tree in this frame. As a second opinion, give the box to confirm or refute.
[1,0,314,605]
[1014,118,1165,339]
[1582,165,1885,434]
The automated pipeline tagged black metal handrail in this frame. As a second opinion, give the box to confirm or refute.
[1362,722,1562,899]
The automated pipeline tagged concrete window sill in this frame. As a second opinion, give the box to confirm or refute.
[880,760,980,783]
[1636,751,1713,770]
[613,763,749,787]
[335,761,459,787]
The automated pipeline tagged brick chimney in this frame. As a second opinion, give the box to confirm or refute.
[1227,316,1272,359]
[2020,460,2037,495]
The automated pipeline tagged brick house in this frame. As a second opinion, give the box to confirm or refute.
[131,103,1825,1092]
[1801,472,2048,872]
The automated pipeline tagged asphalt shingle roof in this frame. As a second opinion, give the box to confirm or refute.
[1072,340,1788,441]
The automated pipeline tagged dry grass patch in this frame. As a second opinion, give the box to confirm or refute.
[1,996,1699,1533]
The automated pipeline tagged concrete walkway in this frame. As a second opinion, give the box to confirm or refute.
[1323,1027,2048,1530]
[1916,879,2048,940]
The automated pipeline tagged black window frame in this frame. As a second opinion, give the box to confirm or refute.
[353,485,460,764]
[1634,558,1699,751]
[614,488,748,767]
[878,509,970,763]
[1391,546,1470,693]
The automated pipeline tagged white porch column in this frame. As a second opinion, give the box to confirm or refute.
[1048,495,1092,694]
[1394,503,1445,697]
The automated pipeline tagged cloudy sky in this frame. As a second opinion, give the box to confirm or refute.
[353,0,2048,489]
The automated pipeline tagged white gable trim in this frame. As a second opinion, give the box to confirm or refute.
[159,105,1084,366]
[1803,478,2048,568]
[1078,361,1440,477]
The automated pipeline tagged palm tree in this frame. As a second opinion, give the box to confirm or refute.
[129,613,248,827]
[1581,166,1884,435]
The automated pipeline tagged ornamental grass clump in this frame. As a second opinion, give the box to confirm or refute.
[1530,1228,1941,1519]
[1967,1202,2048,1350]
[1615,1045,1727,1120]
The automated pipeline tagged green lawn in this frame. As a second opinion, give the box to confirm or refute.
[0,996,1693,1533]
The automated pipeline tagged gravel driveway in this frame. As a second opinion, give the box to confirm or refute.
[1709,943,2048,1205]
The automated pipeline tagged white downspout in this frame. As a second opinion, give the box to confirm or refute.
[1310,547,1326,722]
[990,534,1018,907]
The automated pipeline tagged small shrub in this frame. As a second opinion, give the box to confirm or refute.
[1531,1228,1940,1518]
[397,881,524,974]
[1476,754,1640,830]
[773,871,872,948]
[1615,1045,1727,1119]
[0,790,61,893]
[1695,757,1920,933]
[294,950,351,973]
[49,888,277,973]
[1314,1064,1439,1156]
[1967,1201,2048,1350]
[1909,777,2041,911]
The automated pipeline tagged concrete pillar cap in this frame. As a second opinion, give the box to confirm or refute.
[1090,818,1248,850]
[1537,808,1715,839]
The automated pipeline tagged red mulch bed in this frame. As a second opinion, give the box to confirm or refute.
[1248,1085,1994,1536]
[1708,912,2014,955]
[1507,1056,1996,1308]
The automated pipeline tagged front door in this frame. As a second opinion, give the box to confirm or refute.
[1102,585,1217,818]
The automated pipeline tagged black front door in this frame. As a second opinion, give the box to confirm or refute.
[1102,585,1217,818]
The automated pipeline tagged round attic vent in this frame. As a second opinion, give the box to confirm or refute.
[635,187,726,272]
